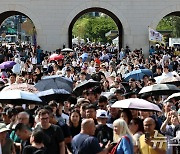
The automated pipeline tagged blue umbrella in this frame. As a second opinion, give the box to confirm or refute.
[0,61,16,69]
[124,69,153,81]
[80,53,88,62]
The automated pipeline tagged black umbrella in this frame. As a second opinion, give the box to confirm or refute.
[73,79,100,96]
[37,89,70,102]
[35,75,73,93]
[139,84,180,96]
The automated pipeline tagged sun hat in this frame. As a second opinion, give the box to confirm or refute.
[96,109,108,118]
[0,123,10,133]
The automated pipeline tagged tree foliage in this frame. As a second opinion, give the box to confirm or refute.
[72,14,117,43]
[156,16,180,37]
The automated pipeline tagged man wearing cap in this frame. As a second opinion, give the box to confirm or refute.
[95,109,113,148]
[0,123,16,154]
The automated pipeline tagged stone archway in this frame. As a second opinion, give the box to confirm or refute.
[68,7,123,49]
[62,1,130,49]
[150,5,180,28]
[0,4,44,46]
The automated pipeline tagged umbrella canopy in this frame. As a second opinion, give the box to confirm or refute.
[164,92,180,103]
[101,92,114,99]
[35,75,73,93]
[0,90,42,105]
[124,69,153,81]
[73,79,100,96]
[0,61,16,69]
[49,54,64,61]
[160,76,180,86]
[2,83,38,93]
[37,89,70,102]
[139,84,180,96]
[80,53,88,62]
[155,71,180,83]
[111,98,162,112]
[61,48,74,52]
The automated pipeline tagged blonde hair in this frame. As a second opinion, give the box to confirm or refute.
[113,119,133,143]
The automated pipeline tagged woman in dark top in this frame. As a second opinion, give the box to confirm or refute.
[68,109,81,137]
[23,130,46,154]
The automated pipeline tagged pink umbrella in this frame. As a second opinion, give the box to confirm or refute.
[111,98,162,112]
[49,54,64,61]
[2,83,38,93]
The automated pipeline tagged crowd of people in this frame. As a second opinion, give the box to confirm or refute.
[0,43,179,154]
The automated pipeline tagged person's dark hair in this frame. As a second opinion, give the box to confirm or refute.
[67,96,77,105]
[15,123,30,132]
[85,104,97,110]
[69,109,81,127]
[38,109,49,117]
[9,73,16,78]
[31,130,44,144]
[114,89,125,95]
[149,78,156,83]
[131,118,144,133]
[49,100,58,108]
[81,103,90,110]
[143,75,149,79]
[44,105,53,114]
[121,109,132,125]
[99,95,108,103]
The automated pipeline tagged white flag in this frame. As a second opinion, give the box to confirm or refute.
[149,27,163,42]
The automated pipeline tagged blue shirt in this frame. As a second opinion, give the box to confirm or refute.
[117,135,134,154]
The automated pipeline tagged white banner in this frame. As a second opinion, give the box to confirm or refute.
[149,27,163,42]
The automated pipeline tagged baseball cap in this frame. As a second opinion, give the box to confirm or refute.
[0,123,10,133]
[96,109,108,118]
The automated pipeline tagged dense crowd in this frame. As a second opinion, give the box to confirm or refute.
[0,43,179,154]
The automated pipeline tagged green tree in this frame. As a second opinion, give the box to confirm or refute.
[157,16,180,37]
[72,13,117,43]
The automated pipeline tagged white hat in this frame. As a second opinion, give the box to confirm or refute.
[0,123,10,133]
[77,98,90,105]
[96,109,108,118]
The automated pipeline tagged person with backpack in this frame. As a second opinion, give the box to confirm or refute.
[22,130,46,154]
[95,109,113,148]
[71,118,112,154]
[110,119,134,154]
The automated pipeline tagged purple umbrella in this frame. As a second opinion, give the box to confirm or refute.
[0,61,16,69]
[111,98,162,112]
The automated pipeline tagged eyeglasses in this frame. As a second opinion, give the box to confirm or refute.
[40,117,49,121]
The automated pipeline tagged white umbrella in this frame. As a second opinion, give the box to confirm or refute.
[111,98,162,112]
[61,48,74,52]
[0,90,42,104]
[101,92,114,99]
[164,92,180,103]
[139,84,180,95]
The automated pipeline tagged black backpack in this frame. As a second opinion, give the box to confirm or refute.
[33,149,45,154]
[96,125,113,147]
